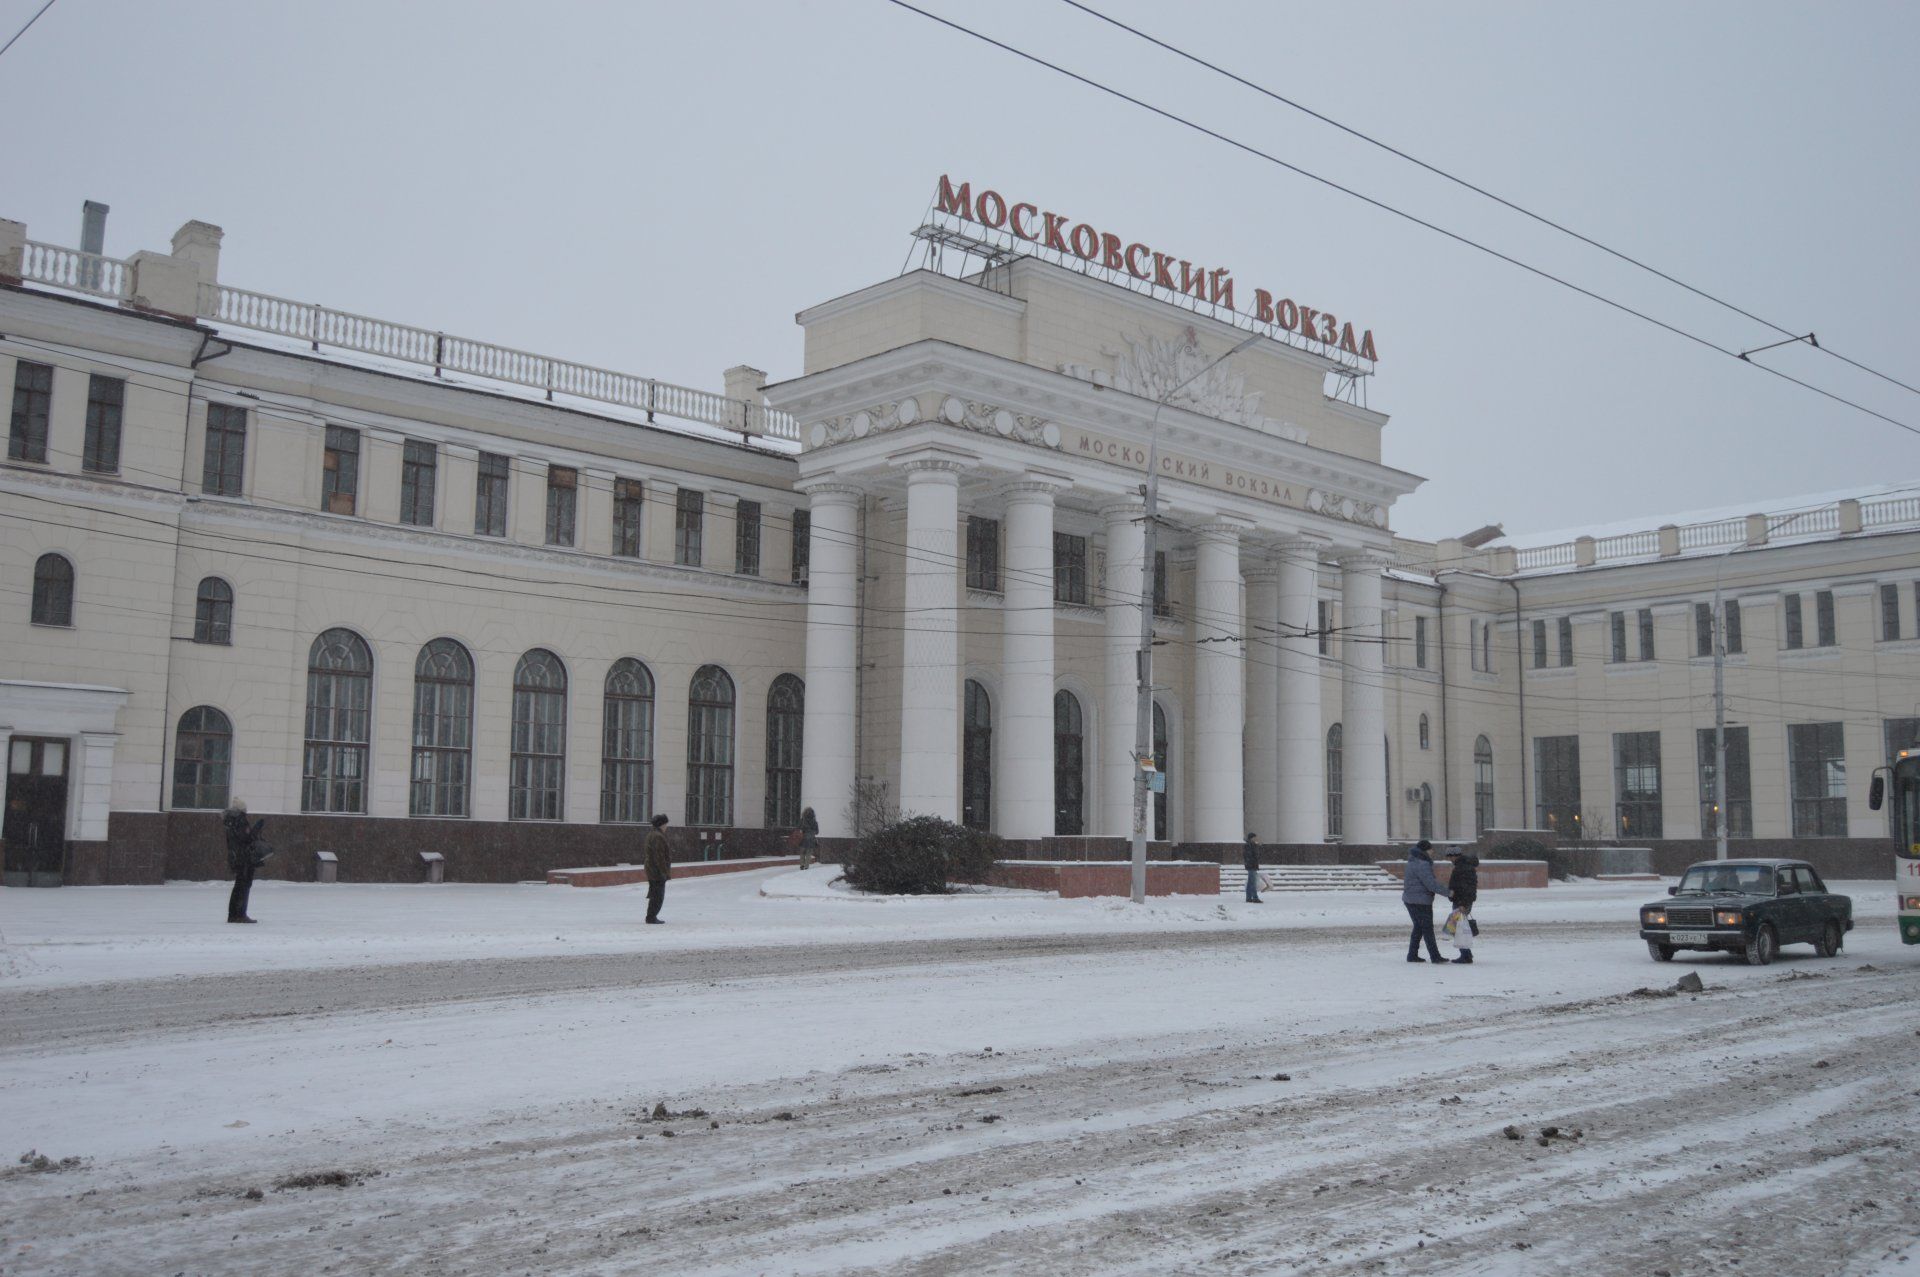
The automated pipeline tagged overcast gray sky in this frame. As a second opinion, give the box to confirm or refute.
[4,0,1915,540]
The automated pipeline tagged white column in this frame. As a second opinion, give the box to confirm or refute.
[1193,521,1249,844]
[1101,500,1145,837]
[898,459,964,821]
[1274,537,1327,844]
[1340,551,1391,845]
[1243,554,1280,843]
[999,478,1062,839]
[800,484,863,837]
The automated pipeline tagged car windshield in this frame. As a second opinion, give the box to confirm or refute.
[1675,865,1776,896]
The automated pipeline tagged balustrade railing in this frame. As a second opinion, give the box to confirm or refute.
[20,241,130,300]
[1514,542,1577,570]
[1677,518,1745,550]
[198,282,797,440]
[1861,495,1920,528]
[1594,529,1660,561]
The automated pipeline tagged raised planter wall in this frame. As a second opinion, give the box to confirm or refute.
[992,860,1220,898]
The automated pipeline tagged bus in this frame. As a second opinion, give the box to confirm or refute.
[1870,748,1920,945]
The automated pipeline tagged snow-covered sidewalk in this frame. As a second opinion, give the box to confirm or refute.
[0,871,1899,988]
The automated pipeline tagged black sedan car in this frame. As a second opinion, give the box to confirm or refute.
[1639,859,1853,965]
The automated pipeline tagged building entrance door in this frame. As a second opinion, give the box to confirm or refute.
[3,737,70,887]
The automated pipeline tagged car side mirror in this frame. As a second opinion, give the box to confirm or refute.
[1869,774,1885,811]
[1667,886,1678,896]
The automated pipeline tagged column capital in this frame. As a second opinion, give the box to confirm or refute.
[1193,516,1255,545]
[1335,547,1395,572]
[1243,559,1283,585]
[890,450,974,481]
[1271,531,1333,554]
[1099,497,1146,524]
[795,480,866,506]
[999,471,1071,505]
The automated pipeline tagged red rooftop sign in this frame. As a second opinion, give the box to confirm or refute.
[933,175,1379,363]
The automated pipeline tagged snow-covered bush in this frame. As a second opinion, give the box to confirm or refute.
[843,815,1000,895]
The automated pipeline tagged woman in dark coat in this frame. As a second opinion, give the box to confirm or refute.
[1445,850,1480,964]
[222,798,267,924]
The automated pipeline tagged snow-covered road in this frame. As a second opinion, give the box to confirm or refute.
[0,872,1913,1275]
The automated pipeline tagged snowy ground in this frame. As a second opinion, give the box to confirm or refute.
[0,871,1914,1275]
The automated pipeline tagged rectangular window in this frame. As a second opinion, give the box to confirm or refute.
[1697,726,1752,838]
[1320,600,1333,656]
[734,499,761,575]
[1881,583,1900,641]
[1414,616,1428,670]
[1609,611,1627,663]
[1695,602,1714,658]
[1557,616,1574,666]
[1784,592,1803,649]
[1153,550,1171,618]
[202,402,247,496]
[791,508,810,585]
[7,360,53,463]
[675,488,704,566]
[1815,590,1836,647]
[1613,730,1663,839]
[1531,618,1547,669]
[1887,719,1920,835]
[612,478,644,558]
[322,425,360,515]
[1787,721,1847,837]
[1053,532,1087,605]
[400,439,436,527]
[545,465,577,546]
[474,452,509,536]
[82,374,124,473]
[966,516,1000,591]
[1725,600,1743,654]
[1637,608,1655,661]
[1534,735,1582,835]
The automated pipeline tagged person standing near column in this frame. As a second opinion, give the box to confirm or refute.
[1243,832,1263,904]
[222,797,267,924]
[644,813,672,924]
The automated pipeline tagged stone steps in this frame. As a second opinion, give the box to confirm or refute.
[1221,865,1402,893]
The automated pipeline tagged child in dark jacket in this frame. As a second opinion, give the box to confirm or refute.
[1443,850,1480,963]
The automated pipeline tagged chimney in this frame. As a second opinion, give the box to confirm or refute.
[169,219,224,285]
[723,364,768,435]
[80,201,108,290]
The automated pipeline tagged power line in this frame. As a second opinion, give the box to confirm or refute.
[0,0,56,62]
[1053,0,1920,403]
[880,0,1920,442]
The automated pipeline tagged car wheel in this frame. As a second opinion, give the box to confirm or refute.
[1647,940,1675,962]
[1815,920,1843,958]
[1745,923,1778,967]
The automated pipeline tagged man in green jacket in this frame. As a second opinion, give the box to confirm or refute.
[644,813,672,924]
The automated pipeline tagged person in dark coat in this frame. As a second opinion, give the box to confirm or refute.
[1401,839,1450,963]
[1242,832,1262,903]
[1445,850,1481,964]
[222,798,268,924]
[798,807,819,871]
[643,813,672,924]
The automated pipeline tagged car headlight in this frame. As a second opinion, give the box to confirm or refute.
[1644,910,1667,926]
[1716,910,1744,927]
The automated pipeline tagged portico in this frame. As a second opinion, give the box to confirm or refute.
[768,257,1422,846]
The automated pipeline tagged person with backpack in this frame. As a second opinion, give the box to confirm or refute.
[1401,839,1450,963]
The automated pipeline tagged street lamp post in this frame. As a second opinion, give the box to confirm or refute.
[1130,332,1265,903]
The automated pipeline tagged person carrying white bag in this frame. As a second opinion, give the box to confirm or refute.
[1441,849,1481,964]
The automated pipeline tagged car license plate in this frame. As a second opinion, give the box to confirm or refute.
[1667,931,1713,946]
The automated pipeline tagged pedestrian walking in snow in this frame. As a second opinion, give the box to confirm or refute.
[644,813,672,924]
[1243,832,1262,903]
[798,806,819,871]
[1442,849,1480,964]
[222,798,269,924]
[1401,838,1450,963]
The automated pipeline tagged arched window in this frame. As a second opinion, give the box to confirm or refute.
[601,658,655,823]
[1474,735,1496,836]
[510,648,567,820]
[1053,689,1085,836]
[765,674,805,828]
[1325,723,1344,839]
[303,628,372,812]
[193,577,233,645]
[1418,782,1434,841]
[687,664,735,826]
[962,679,992,830]
[31,553,73,627]
[172,705,232,809]
[1153,701,1171,842]
[1418,713,1430,751]
[410,638,473,817]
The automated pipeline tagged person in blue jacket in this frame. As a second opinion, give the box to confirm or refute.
[1401,838,1451,963]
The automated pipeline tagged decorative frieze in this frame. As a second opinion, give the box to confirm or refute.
[809,395,1060,451]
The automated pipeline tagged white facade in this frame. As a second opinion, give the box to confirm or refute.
[1,211,1915,884]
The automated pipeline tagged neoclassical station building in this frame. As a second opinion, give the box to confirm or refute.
[2,187,1915,885]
